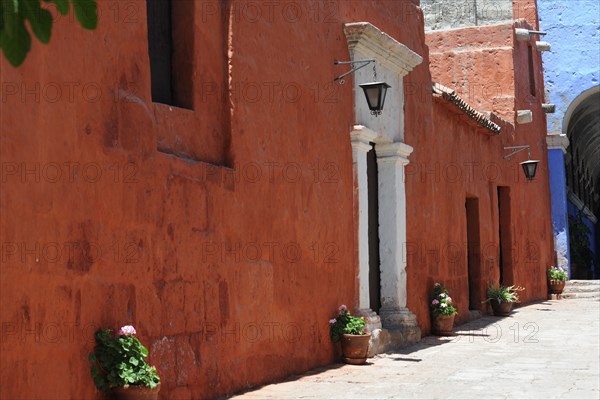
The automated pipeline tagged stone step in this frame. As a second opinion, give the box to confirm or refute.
[562,280,600,300]
[563,280,600,294]
[561,292,600,300]
[564,286,600,293]
[565,279,600,287]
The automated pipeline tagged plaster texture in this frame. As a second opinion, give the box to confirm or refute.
[0,1,556,398]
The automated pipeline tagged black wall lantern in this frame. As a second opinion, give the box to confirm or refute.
[520,160,539,181]
[359,82,391,116]
[334,59,391,117]
[503,145,540,181]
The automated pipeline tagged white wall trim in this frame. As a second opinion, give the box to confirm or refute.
[344,22,423,76]
[350,126,375,310]
[375,142,414,162]
[546,133,570,154]
[344,22,421,345]
[351,125,379,147]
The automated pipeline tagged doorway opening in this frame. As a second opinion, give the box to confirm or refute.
[497,187,514,286]
[367,144,381,313]
[465,197,481,310]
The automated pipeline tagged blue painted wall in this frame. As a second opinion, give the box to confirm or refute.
[538,0,600,134]
[538,0,599,278]
[547,148,571,273]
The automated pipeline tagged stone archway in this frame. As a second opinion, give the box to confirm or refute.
[563,86,600,278]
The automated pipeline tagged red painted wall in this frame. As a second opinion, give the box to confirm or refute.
[406,17,554,333]
[0,0,554,398]
[0,1,425,399]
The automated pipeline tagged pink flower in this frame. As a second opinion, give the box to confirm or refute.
[431,299,439,305]
[338,304,347,313]
[439,293,446,298]
[446,297,452,302]
[118,325,137,336]
[329,318,337,324]
[434,283,441,287]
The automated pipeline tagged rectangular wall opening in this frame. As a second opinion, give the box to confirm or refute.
[497,186,514,285]
[466,197,481,310]
[367,144,381,313]
[528,44,536,97]
[147,0,194,109]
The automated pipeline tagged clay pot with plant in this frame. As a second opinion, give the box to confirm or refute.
[484,285,524,316]
[329,305,371,365]
[429,283,458,336]
[547,265,568,295]
[89,325,161,400]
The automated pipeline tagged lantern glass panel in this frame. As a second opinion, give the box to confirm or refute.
[520,160,539,180]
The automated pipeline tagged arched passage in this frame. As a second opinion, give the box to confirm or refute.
[564,86,600,278]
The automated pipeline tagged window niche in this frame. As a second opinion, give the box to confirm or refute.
[527,44,536,97]
[147,0,194,109]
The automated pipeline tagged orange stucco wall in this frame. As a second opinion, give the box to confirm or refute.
[0,1,554,399]
[0,1,420,399]
[406,17,554,333]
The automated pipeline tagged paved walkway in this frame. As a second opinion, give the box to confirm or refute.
[231,299,600,399]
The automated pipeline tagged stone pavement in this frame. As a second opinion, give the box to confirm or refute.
[231,299,600,399]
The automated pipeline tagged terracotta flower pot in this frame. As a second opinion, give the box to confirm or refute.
[431,314,455,336]
[548,279,566,295]
[112,384,160,400]
[340,333,371,365]
[490,300,514,316]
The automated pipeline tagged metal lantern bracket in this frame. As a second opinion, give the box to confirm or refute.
[503,145,540,181]
[334,59,390,117]
[503,145,531,160]
[333,59,376,84]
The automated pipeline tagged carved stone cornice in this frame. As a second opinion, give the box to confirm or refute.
[546,133,570,154]
[343,22,423,76]
[376,142,414,164]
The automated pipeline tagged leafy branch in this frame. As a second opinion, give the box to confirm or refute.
[0,0,97,67]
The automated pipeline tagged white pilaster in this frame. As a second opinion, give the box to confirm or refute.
[343,21,423,350]
[376,142,419,339]
[350,125,377,309]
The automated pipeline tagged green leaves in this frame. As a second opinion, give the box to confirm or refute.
[0,0,98,67]
[547,266,568,281]
[485,285,525,303]
[342,315,366,335]
[88,328,160,391]
[430,283,458,317]
[44,0,69,15]
[0,0,29,67]
[329,308,367,342]
[23,1,53,44]
[90,364,109,392]
[71,0,96,29]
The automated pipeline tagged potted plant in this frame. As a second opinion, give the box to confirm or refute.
[329,304,371,365]
[429,283,458,336]
[547,265,568,295]
[89,325,161,400]
[485,285,524,316]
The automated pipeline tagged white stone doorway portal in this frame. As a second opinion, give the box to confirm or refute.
[343,22,422,353]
